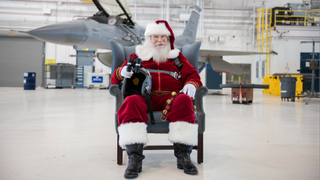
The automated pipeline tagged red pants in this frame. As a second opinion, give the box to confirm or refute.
[117,93,196,125]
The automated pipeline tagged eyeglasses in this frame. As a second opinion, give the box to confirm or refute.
[151,35,168,40]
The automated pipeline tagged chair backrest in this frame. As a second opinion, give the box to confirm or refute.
[180,41,201,72]
[109,39,201,72]
[109,39,206,134]
[109,40,137,76]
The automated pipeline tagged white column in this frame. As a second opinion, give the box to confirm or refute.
[166,0,170,23]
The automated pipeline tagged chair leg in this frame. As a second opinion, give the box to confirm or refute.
[117,134,123,165]
[117,134,202,165]
[197,133,203,164]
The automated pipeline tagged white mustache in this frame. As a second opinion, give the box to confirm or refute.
[155,42,167,46]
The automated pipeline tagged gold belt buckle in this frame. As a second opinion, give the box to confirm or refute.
[160,116,167,122]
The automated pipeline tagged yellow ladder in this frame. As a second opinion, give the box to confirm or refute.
[256,8,273,94]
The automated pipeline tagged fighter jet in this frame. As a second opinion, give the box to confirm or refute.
[20,0,276,75]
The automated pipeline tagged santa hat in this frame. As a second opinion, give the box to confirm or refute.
[136,20,180,60]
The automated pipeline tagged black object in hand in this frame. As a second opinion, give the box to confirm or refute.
[127,57,134,72]
[134,58,142,73]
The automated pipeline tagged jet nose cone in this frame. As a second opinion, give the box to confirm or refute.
[27,21,88,45]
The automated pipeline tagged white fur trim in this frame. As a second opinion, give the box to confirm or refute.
[145,23,171,37]
[169,49,180,59]
[168,122,198,146]
[118,123,149,149]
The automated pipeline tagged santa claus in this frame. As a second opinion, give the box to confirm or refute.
[111,20,202,178]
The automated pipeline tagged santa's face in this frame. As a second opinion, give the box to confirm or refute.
[150,34,168,49]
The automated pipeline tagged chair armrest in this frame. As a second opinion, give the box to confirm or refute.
[109,84,124,112]
[194,86,209,133]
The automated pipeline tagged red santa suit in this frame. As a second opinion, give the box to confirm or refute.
[111,20,202,149]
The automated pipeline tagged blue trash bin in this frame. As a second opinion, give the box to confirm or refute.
[24,72,36,90]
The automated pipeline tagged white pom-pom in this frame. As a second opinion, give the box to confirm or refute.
[169,49,180,59]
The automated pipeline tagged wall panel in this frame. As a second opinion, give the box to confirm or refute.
[0,37,44,87]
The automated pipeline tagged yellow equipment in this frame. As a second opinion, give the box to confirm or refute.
[263,74,303,96]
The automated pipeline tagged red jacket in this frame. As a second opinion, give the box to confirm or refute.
[111,53,202,95]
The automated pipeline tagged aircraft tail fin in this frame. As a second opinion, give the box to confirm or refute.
[181,5,201,43]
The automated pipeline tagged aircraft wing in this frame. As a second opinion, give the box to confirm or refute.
[198,49,276,57]
[96,49,277,76]
[198,49,277,75]
[96,51,113,67]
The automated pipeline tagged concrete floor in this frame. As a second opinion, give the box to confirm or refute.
[0,87,319,180]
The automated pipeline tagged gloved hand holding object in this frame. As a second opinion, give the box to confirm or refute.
[121,66,133,78]
[121,57,134,78]
[180,84,196,98]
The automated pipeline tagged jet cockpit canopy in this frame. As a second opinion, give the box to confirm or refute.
[98,0,132,17]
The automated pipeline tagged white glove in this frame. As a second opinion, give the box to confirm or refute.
[120,67,133,78]
[180,84,196,98]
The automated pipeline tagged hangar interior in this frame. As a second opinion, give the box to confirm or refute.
[0,0,319,180]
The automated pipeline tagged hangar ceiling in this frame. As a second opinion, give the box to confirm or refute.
[0,0,275,39]
[0,0,316,46]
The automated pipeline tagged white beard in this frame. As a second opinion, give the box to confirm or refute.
[144,41,171,63]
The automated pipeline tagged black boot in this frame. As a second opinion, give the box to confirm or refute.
[124,143,145,178]
[174,143,198,175]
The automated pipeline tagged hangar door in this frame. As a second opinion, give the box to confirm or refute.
[0,37,44,87]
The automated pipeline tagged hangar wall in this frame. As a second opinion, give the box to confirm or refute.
[0,0,319,87]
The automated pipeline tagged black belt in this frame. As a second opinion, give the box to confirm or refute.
[144,89,155,125]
